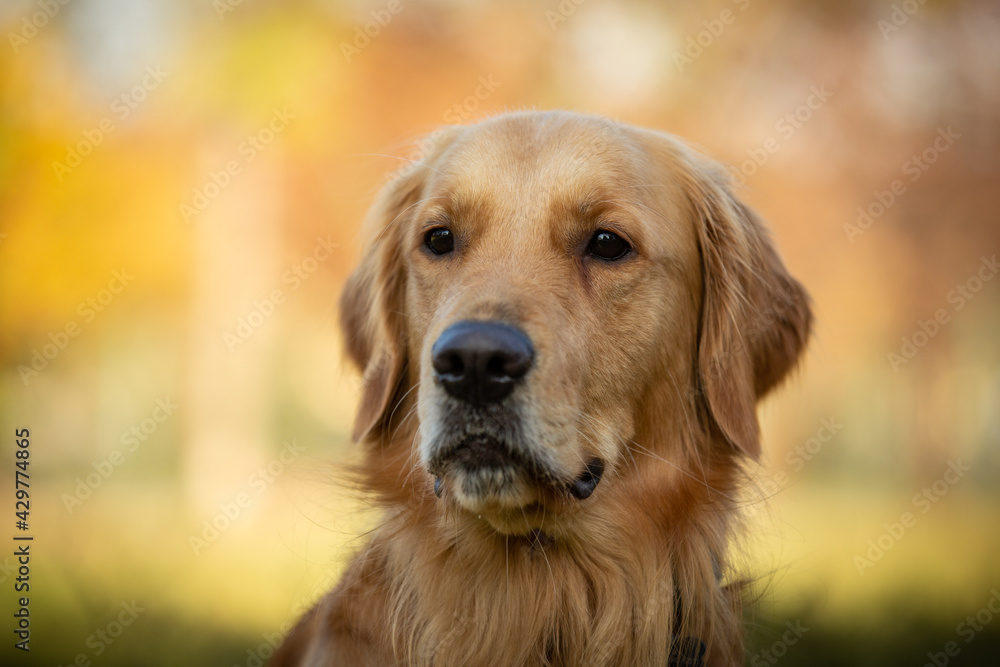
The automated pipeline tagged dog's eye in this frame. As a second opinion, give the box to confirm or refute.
[425,228,455,255]
[586,230,631,261]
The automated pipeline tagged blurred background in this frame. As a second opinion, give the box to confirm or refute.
[1,0,998,664]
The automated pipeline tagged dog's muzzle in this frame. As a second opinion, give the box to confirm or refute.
[428,320,604,502]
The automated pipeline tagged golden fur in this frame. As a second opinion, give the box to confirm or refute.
[271,111,811,667]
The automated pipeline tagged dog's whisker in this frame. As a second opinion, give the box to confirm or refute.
[388,381,421,425]
[628,440,741,503]
[573,411,635,474]
[388,397,421,445]
[396,427,426,492]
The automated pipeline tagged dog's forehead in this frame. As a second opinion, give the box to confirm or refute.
[431,114,645,209]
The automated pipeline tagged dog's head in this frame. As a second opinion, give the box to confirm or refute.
[340,111,810,535]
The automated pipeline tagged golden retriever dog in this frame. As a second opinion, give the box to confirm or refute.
[271,111,811,667]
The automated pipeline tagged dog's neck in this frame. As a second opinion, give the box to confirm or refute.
[356,432,746,666]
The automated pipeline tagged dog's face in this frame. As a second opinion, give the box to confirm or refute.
[341,112,810,535]
[408,118,703,520]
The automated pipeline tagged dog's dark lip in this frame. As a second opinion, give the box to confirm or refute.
[452,434,520,469]
[429,433,560,488]
[429,435,598,497]
[430,433,521,473]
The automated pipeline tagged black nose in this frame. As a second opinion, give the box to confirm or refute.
[431,321,534,404]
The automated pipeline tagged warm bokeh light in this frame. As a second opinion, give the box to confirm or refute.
[1,1,998,665]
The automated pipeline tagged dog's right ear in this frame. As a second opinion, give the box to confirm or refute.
[684,156,812,461]
[636,129,810,460]
[339,129,460,443]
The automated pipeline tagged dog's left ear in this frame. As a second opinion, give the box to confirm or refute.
[683,155,812,459]
[339,128,461,443]
[339,174,412,443]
